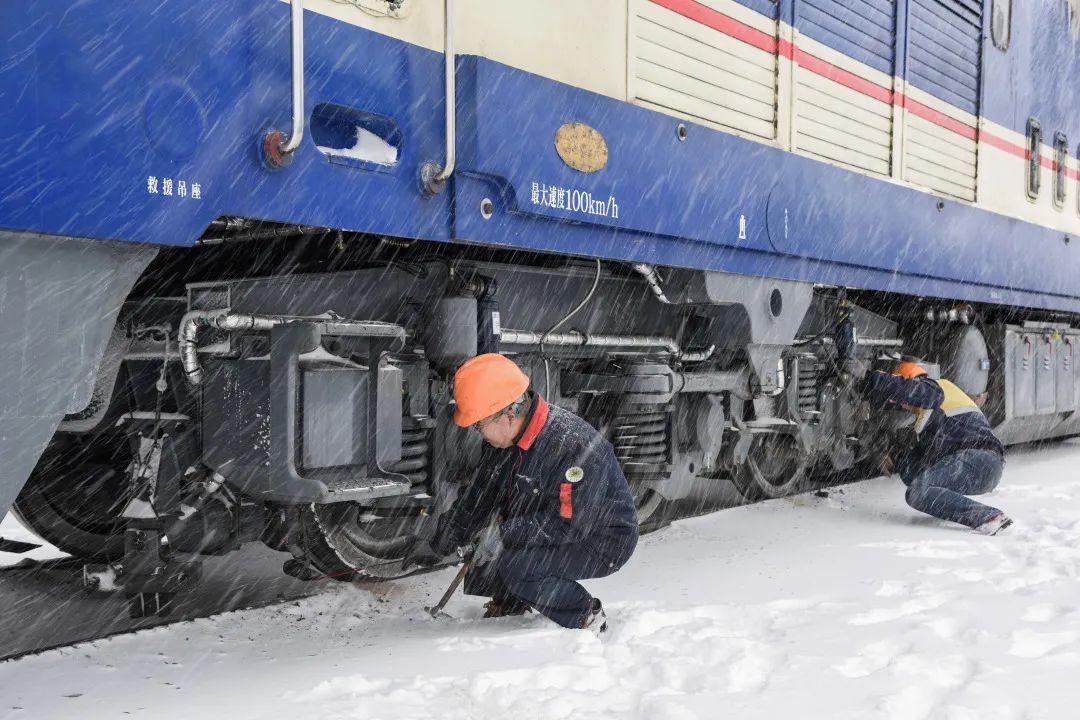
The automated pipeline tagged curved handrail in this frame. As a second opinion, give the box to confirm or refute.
[432,0,456,183]
[263,0,305,168]
[280,0,306,155]
[421,0,456,193]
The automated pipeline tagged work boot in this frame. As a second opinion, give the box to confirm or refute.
[974,513,1013,536]
[482,596,531,618]
[583,598,607,636]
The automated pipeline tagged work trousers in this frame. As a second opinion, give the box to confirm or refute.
[464,535,636,629]
[904,448,1004,528]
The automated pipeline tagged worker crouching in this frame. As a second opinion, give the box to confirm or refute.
[402,354,639,633]
[847,359,1012,535]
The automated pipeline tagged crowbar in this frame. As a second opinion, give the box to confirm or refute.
[425,552,474,619]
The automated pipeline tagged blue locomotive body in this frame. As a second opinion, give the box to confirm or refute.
[0,0,1077,599]
[2,2,1078,309]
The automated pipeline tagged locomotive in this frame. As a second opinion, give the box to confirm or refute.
[1,0,1078,613]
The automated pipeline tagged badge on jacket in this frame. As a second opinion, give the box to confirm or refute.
[564,466,584,483]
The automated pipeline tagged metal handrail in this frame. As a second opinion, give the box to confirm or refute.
[421,0,456,193]
[263,0,305,167]
[433,0,456,183]
[281,0,306,155]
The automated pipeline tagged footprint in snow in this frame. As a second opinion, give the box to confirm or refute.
[848,592,953,626]
[1021,603,1067,623]
[834,639,909,678]
[874,580,913,597]
[860,541,981,560]
[1008,628,1079,658]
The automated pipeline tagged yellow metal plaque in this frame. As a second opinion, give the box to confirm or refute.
[554,123,608,173]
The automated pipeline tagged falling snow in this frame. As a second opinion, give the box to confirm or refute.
[2,441,1080,718]
[2,2,1079,719]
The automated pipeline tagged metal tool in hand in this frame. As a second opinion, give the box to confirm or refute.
[425,546,474,620]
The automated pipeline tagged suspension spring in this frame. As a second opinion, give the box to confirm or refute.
[388,418,432,486]
[610,404,671,479]
[797,354,819,420]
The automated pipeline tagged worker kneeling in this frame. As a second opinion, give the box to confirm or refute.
[847,359,1012,535]
[402,353,639,633]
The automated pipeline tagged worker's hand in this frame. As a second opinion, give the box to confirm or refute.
[400,537,444,571]
[841,357,868,383]
[472,524,504,566]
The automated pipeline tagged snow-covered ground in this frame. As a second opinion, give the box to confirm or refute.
[0,514,65,568]
[2,440,1080,719]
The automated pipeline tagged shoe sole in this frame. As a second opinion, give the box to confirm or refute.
[992,518,1013,536]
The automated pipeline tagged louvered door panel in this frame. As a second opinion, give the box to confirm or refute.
[793,0,898,175]
[903,0,982,201]
[631,0,780,141]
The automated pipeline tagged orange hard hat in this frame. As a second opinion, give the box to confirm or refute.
[893,361,928,379]
[452,353,531,427]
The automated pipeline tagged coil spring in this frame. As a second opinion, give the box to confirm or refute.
[797,355,819,419]
[388,420,430,485]
[610,406,670,478]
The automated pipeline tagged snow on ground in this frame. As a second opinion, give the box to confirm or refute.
[0,514,65,567]
[3,440,1080,719]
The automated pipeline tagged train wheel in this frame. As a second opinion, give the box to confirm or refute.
[295,502,427,581]
[633,487,665,526]
[11,434,133,561]
[731,434,808,502]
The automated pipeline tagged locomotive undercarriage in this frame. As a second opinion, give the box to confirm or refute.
[13,228,1075,614]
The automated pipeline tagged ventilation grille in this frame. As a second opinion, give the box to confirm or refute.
[793,0,898,176]
[902,0,982,201]
[631,0,779,141]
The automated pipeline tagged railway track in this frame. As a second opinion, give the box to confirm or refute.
[0,491,740,663]
[0,544,321,663]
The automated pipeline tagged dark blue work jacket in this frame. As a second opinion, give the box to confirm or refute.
[434,393,639,562]
[860,372,1004,483]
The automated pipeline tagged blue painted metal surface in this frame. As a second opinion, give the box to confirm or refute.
[0,2,452,247]
[736,0,783,19]
[452,56,1080,314]
[981,0,1080,141]
[2,1,1080,315]
[795,0,899,75]
[907,0,982,114]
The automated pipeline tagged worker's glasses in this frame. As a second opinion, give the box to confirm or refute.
[472,410,507,432]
